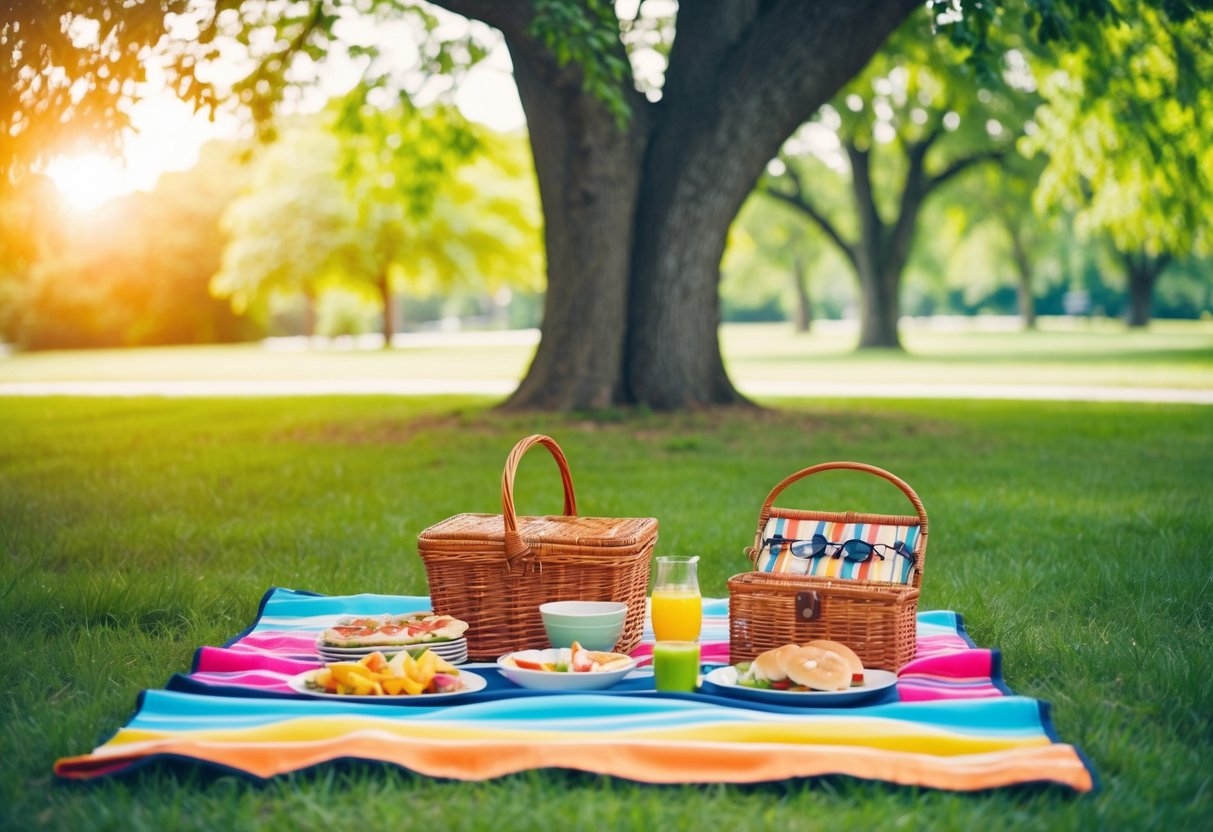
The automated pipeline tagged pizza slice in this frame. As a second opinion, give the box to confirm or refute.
[318,613,469,647]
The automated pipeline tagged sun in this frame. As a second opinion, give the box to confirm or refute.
[45,152,131,211]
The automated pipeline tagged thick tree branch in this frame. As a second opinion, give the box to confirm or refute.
[713,1,920,147]
[886,135,933,265]
[926,149,1009,192]
[760,163,857,267]
[427,0,535,39]
[846,142,884,259]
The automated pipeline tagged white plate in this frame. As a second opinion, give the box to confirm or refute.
[288,669,487,702]
[314,638,467,653]
[317,650,468,666]
[701,666,898,706]
[317,645,468,659]
[496,649,637,691]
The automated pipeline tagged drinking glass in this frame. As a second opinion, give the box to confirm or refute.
[650,555,701,642]
[652,641,701,692]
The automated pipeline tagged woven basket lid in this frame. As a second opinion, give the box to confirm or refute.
[419,513,657,548]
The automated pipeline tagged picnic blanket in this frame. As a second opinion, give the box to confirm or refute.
[54,588,1096,792]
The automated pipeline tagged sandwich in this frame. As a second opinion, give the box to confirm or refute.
[738,641,863,692]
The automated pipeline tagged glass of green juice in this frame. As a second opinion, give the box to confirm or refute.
[652,641,700,692]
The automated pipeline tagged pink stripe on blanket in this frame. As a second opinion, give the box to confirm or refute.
[229,632,318,654]
[898,681,1005,701]
[191,648,322,693]
[900,649,995,679]
[629,642,730,667]
[914,634,973,658]
[195,646,320,675]
[896,649,1002,701]
[190,670,300,693]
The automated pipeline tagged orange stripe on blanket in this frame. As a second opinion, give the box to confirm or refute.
[54,736,1094,792]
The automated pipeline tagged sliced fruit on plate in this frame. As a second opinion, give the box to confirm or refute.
[570,641,595,673]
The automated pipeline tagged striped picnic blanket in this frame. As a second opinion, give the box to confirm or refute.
[54,588,1096,792]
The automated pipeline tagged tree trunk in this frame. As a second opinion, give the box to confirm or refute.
[378,271,395,347]
[500,39,647,410]
[849,143,910,350]
[791,253,812,333]
[303,290,316,338]
[1122,251,1169,328]
[856,261,903,348]
[1007,223,1037,330]
[626,1,917,406]
[437,0,918,410]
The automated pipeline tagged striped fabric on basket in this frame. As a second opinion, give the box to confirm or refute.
[757,517,920,584]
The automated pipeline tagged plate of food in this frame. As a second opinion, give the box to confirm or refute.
[290,648,486,702]
[316,637,468,665]
[497,643,637,691]
[701,640,897,706]
[315,613,468,649]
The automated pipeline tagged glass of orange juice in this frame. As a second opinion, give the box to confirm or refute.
[651,556,702,641]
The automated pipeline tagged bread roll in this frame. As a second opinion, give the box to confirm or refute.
[784,646,850,691]
[751,643,801,681]
[806,639,864,682]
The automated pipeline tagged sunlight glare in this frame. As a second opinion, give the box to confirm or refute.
[45,153,130,210]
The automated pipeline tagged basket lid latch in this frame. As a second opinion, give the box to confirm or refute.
[796,591,821,622]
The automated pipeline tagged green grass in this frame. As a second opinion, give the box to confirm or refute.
[1,393,1211,830]
[3,317,1213,389]
[721,318,1213,388]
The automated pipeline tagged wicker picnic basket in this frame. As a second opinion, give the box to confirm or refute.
[417,434,657,661]
[728,461,928,672]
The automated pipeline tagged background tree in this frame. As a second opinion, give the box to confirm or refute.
[940,152,1057,329]
[723,162,855,332]
[3,1,1191,406]
[212,121,357,336]
[214,108,542,339]
[0,175,64,342]
[7,142,253,349]
[759,16,1032,349]
[1026,4,1213,327]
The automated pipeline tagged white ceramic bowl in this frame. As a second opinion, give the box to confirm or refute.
[497,648,637,691]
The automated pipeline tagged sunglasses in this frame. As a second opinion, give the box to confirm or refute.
[763,533,914,566]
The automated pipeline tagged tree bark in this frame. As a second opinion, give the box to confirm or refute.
[1006,222,1037,330]
[491,8,649,410]
[626,0,919,405]
[768,130,1002,350]
[1122,251,1170,328]
[849,143,910,349]
[791,252,812,333]
[378,270,395,346]
[437,0,918,409]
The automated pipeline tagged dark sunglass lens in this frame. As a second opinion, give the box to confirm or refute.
[842,540,874,562]
[810,534,830,557]
[789,541,814,559]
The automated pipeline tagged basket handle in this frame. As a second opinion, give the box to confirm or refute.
[502,434,578,564]
[747,461,928,564]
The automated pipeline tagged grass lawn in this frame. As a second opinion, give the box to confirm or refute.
[3,317,1212,390]
[1,391,1211,831]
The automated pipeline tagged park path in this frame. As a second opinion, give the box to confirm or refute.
[1,378,1211,404]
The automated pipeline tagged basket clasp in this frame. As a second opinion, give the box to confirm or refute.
[795,591,821,621]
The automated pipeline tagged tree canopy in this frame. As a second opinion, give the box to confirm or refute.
[759,12,1034,349]
[214,107,542,340]
[4,0,1211,406]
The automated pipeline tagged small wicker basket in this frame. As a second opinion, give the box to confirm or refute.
[728,461,928,672]
[417,435,656,661]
